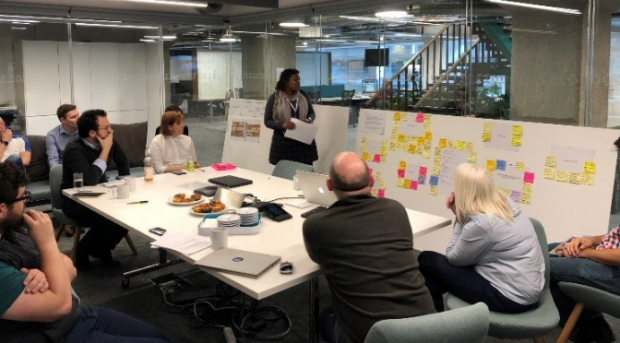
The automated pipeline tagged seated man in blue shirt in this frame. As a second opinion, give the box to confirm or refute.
[0,162,170,342]
[46,104,80,169]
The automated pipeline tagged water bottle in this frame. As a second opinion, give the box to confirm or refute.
[186,153,195,172]
[144,148,154,182]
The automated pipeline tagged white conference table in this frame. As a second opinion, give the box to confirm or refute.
[63,167,451,342]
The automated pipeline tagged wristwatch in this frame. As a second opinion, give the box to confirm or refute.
[0,141,8,146]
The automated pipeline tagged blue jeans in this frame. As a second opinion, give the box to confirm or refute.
[4,154,24,171]
[319,307,345,343]
[548,243,620,324]
[64,307,170,343]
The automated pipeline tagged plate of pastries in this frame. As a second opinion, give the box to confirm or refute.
[190,200,226,216]
[168,193,204,206]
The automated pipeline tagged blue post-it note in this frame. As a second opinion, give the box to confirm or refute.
[429,175,439,186]
[496,160,507,171]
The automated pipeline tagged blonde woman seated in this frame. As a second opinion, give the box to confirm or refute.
[149,111,199,174]
[417,163,544,313]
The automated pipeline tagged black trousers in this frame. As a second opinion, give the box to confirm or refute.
[63,199,128,260]
[418,250,534,313]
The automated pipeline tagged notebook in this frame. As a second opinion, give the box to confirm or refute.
[297,171,338,207]
[208,175,253,188]
[195,248,281,278]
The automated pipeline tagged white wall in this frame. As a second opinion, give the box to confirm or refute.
[0,37,16,105]
[197,50,242,100]
[15,41,153,136]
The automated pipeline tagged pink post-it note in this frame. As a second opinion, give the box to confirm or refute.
[419,166,428,176]
[377,189,385,198]
[410,181,418,190]
[397,169,405,178]
[415,113,424,123]
[523,172,535,184]
[373,154,381,163]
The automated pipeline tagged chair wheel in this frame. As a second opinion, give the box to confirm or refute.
[121,277,129,288]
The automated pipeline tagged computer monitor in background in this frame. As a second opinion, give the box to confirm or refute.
[362,79,377,94]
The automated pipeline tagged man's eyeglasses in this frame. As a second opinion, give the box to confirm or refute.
[97,125,111,131]
[5,191,31,204]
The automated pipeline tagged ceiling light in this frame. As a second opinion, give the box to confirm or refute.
[303,42,308,46]
[115,0,209,7]
[140,39,156,42]
[375,10,408,18]
[144,35,177,40]
[0,18,39,23]
[394,33,422,37]
[485,0,581,14]
[12,22,32,25]
[76,23,159,29]
[11,26,27,30]
[280,22,309,28]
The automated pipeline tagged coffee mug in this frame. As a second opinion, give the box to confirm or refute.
[122,176,137,192]
[112,182,130,199]
[211,227,228,250]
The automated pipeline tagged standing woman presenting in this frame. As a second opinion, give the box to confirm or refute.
[264,68,318,166]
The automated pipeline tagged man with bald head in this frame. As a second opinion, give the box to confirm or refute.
[303,152,435,343]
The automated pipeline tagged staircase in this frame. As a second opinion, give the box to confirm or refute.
[369,21,511,118]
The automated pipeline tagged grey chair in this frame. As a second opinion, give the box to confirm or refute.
[272,160,314,181]
[49,165,137,263]
[445,218,559,343]
[556,282,620,343]
[364,302,490,343]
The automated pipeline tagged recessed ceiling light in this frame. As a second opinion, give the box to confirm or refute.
[144,35,177,40]
[115,0,209,7]
[280,22,309,28]
[485,0,581,14]
[0,18,39,23]
[375,11,408,18]
[140,38,156,42]
[76,23,159,29]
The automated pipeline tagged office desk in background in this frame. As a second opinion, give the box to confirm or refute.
[63,168,451,342]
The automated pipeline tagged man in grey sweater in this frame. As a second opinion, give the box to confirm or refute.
[303,152,435,343]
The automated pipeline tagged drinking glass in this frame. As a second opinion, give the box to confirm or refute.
[73,172,84,191]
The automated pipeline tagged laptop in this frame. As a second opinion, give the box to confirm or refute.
[208,175,253,188]
[297,171,338,207]
[195,248,281,278]
[213,187,246,209]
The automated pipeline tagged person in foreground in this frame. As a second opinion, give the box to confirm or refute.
[547,137,620,343]
[149,110,199,174]
[60,109,130,270]
[264,68,318,166]
[303,151,435,343]
[418,163,544,313]
[0,162,171,342]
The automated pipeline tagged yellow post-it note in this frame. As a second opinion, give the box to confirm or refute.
[512,125,523,136]
[467,152,477,163]
[423,123,431,132]
[396,178,404,188]
[422,150,430,159]
[466,142,474,152]
[499,188,511,197]
[544,156,556,168]
[398,161,406,169]
[389,142,396,151]
[429,185,438,196]
[424,115,431,124]
[583,161,596,175]
[424,141,431,150]
[403,179,411,189]
[582,173,595,186]
[483,122,493,132]
[361,137,367,144]
[407,144,417,154]
[400,113,408,122]
[555,171,569,182]
[362,152,369,161]
[486,159,496,171]
[569,172,581,184]
[447,140,455,149]
[393,112,401,121]
[425,132,433,141]
[511,136,522,146]
[482,131,491,142]
[515,161,526,172]
[438,138,447,148]
[543,167,555,179]
[417,137,425,145]
[457,140,466,150]
[380,181,386,189]
[432,165,441,175]
[522,183,532,193]
[371,189,378,197]
[398,134,405,143]
[380,146,388,155]
[519,192,531,205]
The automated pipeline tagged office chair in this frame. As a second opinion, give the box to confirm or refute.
[272,160,314,181]
[50,165,138,263]
[364,302,489,343]
[445,218,559,342]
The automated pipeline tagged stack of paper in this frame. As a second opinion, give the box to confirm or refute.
[151,232,211,255]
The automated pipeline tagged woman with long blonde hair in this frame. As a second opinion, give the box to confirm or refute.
[418,163,544,313]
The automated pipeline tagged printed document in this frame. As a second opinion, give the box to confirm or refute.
[284,118,318,145]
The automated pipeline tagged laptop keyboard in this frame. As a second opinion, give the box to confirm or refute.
[301,206,328,218]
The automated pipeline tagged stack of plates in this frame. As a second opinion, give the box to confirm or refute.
[217,214,241,228]
[237,207,259,226]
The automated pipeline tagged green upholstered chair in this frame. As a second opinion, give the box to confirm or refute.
[272,160,314,181]
[364,302,489,343]
[556,282,620,343]
[445,218,559,343]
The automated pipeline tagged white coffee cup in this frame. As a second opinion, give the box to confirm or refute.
[112,182,130,199]
[211,226,228,250]
[293,175,300,191]
[122,176,137,192]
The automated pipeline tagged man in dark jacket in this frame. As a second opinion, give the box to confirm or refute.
[61,109,129,270]
[303,152,435,343]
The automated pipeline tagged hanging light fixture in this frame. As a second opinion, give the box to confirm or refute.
[219,27,238,42]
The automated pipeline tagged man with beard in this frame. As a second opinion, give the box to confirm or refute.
[0,162,171,342]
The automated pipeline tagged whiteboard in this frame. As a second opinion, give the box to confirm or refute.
[196,51,242,100]
[357,110,619,252]
[222,99,349,175]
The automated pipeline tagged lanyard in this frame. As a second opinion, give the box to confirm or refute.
[285,92,299,114]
